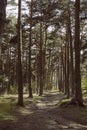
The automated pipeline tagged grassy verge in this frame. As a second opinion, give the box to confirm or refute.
[0,94,42,120]
[0,95,17,120]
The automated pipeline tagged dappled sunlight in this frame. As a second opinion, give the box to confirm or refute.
[0,113,17,121]
[68,123,87,129]
[0,0,87,129]
[46,118,87,130]
[0,92,87,130]
[35,91,66,109]
[16,107,34,116]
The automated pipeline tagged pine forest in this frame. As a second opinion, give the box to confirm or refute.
[0,0,87,130]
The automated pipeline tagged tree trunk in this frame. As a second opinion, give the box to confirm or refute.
[0,0,7,79]
[68,3,74,96]
[17,0,23,106]
[74,0,83,105]
[0,0,7,43]
[39,21,43,96]
[28,0,33,98]
[66,14,70,98]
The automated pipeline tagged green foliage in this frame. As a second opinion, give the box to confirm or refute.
[82,77,87,90]
[7,0,17,6]
[82,77,87,104]
[10,85,17,94]
[58,98,71,107]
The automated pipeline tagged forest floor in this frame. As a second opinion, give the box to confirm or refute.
[0,91,87,130]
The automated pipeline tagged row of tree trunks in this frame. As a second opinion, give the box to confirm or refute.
[16,0,83,106]
[57,0,83,106]
[1,0,82,107]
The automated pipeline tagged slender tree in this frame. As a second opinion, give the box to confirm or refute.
[28,0,33,98]
[39,21,43,96]
[65,17,70,97]
[74,0,83,105]
[0,0,7,94]
[68,4,74,96]
[17,0,23,106]
[0,0,7,64]
[0,0,7,43]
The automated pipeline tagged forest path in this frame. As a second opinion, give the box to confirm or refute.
[0,91,87,130]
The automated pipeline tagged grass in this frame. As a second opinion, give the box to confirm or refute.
[82,77,87,99]
[0,95,17,120]
[0,88,87,123]
[0,94,42,120]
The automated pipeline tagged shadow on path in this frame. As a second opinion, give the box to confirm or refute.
[0,91,87,130]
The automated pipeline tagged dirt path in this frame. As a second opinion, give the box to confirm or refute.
[0,91,87,130]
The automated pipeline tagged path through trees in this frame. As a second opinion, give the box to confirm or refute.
[0,91,87,130]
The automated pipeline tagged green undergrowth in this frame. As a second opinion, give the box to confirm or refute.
[0,96,17,120]
[24,94,43,105]
[82,77,87,103]
[0,94,42,120]
[58,98,71,107]
[24,97,33,105]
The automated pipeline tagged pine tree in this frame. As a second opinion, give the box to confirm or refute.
[17,0,24,106]
[74,0,83,106]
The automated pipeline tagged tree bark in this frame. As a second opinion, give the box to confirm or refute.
[39,21,43,96]
[17,0,23,106]
[0,0,7,43]
[28,0,33,98]
[68,4,74,96]
[74,0,83,105]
